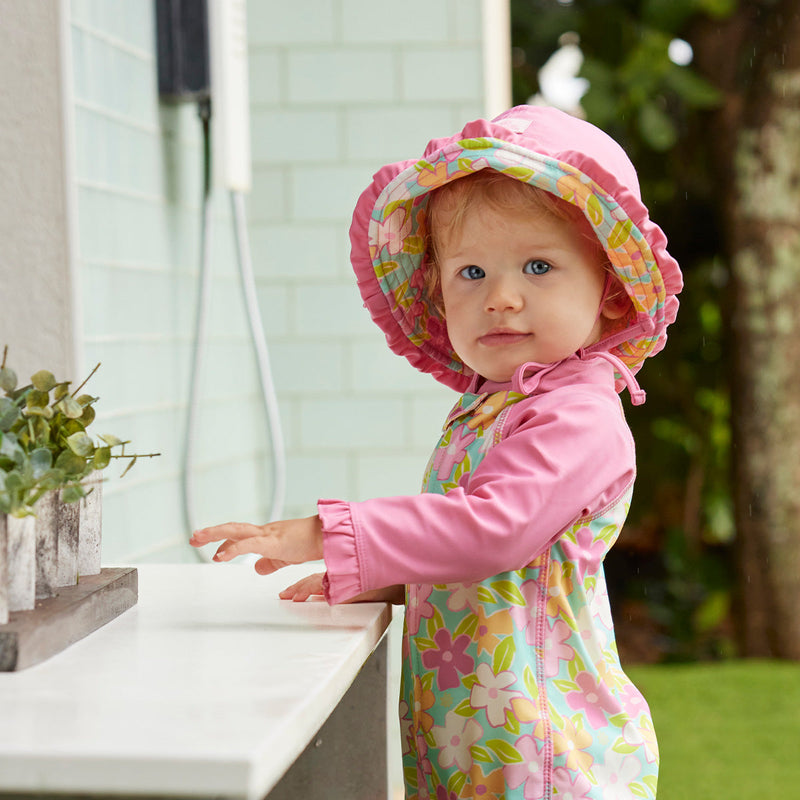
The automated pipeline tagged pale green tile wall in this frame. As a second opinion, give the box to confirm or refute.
[68,0,495,564]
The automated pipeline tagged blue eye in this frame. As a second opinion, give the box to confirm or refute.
[460,265,486,280]
[524,260,551,275]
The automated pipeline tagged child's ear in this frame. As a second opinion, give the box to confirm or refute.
[601,292,631,321]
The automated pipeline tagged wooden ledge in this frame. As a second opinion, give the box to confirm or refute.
[0,567,137,671]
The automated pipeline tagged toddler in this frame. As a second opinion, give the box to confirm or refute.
[191,105,682,799]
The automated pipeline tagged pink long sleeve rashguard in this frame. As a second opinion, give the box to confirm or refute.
[319,355,635,604]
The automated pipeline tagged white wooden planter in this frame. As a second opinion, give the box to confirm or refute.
[0,514,36,624]
[1,471,103,623]
[78,470,102,577]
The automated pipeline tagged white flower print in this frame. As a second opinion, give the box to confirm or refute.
[591,750,642,800]
[432,711,484,773]
[469,662,521,728]
[446,582,476,613]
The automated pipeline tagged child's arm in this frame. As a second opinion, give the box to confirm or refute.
[321,388,636,603]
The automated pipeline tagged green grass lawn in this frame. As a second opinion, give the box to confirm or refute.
[627,660,800,799]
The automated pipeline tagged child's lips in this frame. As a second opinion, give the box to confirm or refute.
[478,329,531,347]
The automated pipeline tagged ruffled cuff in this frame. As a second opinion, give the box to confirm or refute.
[318,499,363,604]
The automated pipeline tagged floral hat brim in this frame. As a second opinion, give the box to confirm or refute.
[350,107,682,393]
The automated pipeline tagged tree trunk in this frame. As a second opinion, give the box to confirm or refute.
[692,1,800,658]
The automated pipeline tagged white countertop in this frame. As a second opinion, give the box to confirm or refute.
[0,564,391,799]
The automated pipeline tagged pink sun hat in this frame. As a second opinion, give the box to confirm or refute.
[349,105,683,393]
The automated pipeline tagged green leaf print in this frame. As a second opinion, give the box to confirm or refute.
[403,235,425,254]
[598,523,618,543]
[429,606,446,633]
[403,765,418,789]
[454,697,477,717]
[421,672,435,692]
[642,775,658,796]
[505,712,521,736]
[523,665,537,697]
[492,636,516,674]
[490,580,527,605]
[607,218,634,249]
[586,193,604,227]
[461,673,480,691]
[553,679,577,694]
[548,704,565,730]
[501,166,536,183]
[567,653,586,680]
[608,712,630,728]
[477,585,496,604]
[448,770,467,796]
[414,637,437,651]
[470,745,494,764]
[455,613,479,640]
[487,738,524,764]
[613,739,640,755]
[630,782,651,798]
[453,450,471,482]
[458,137,493,150]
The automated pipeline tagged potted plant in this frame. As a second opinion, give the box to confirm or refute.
[0,349,157,623]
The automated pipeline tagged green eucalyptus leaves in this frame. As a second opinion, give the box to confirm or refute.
[0,349,158,518]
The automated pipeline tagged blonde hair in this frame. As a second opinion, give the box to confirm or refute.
[423,170,630,323]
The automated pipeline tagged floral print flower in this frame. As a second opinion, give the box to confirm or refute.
[623,716,658,764]
[475,606,514,656]
[412,675,436,733]
[466,764,505,800]
[469,662,521,727]
[432,711,484,772]
[546,560,575,619]
[618,683,648,719]
[407,584,435,635]
[399,699,413,755]
[421,628,474,690]
[509,579,541,644]
[566,671,620,728]
[446,582,476,613]
[552,765,595,799]
[432,425,477,482]
[561,524,608,579]
[417,160,452,188]
[592,750,643,800]
[544,618,575,677]
[503,734,544,798]
[552,717,594,773]
[376,205,411,256]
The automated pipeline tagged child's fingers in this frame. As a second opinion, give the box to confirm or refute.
[254,557,293,575]
[190,521,264,546]
[212,536,270,562]
[278,572,325,602]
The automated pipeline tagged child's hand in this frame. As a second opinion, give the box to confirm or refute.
[280,571,326,602]
[280,572,405,604]
[190,516,324,575]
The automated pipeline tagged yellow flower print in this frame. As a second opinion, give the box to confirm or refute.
[475,606,514,656]
[545,560,575,620]
[510,696,540,724]
[552,717,594,773]
[416,160,451,187]
[412,675,436,733]
[466,765,505,800]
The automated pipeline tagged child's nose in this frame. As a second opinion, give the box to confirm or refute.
[485,276,523,312]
